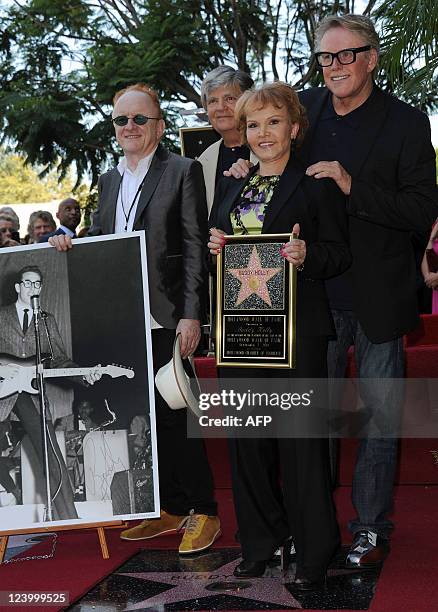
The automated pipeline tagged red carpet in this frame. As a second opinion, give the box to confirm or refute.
[2,315,437,610]
[207,437,438,489]
[1,486,438,611]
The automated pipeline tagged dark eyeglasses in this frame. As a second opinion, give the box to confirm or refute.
[111,114,160,126]
[21,280,42,289]
[315,45,372,67]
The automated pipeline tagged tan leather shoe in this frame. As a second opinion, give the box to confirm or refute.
[179,514,221,554]
[120,509,189,541]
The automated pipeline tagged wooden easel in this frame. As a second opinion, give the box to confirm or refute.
[0,520,125,564]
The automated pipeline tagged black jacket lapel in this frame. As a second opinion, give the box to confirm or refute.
[133,144,168,227]
[298,86,390,179]
[101,169,122,233]
[342,87,389,178]
[298,88,330,165]
[218,166,259,233]
[262,156,305,234]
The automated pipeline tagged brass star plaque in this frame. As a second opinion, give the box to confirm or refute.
[216,233,296,368]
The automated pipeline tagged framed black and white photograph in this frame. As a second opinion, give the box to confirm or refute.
[0,233,159,532]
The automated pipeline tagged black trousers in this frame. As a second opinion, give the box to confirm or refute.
[13,393,78,520]
[221,335,340,581]
[152,328,217,516]
[0,458,16,494]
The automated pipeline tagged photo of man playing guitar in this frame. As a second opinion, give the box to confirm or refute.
[0,265,102,520]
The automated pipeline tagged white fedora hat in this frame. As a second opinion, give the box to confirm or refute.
[155,334,202,418]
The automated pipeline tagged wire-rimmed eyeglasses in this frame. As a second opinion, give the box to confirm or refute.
[111,114,160,126]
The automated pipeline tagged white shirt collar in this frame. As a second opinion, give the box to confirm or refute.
[117,148,158,177]
[59,225,76,238]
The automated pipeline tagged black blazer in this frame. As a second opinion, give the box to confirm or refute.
[39,227,69,243]
[89,144,208,328]
[298,86,438,343]
[209,155,352,337]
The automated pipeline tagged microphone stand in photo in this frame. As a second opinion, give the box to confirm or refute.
[31,294,54,522]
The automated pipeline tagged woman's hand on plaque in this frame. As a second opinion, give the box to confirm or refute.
[281,223,306,269]
[208,227,227,255]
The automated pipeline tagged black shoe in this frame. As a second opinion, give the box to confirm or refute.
[234,559,267,578]
[293,577,326,591]
[346,530,390,568]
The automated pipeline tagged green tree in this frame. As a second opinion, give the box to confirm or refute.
[0,0,437,187]
[0,149,74,204]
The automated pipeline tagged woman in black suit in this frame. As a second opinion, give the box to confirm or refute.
[208,82,351,589]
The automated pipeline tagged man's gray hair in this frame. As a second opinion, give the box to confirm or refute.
[201,66,254,109]
[314,14,380,55]
[27,210,56,237]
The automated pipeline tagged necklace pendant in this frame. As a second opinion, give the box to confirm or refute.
[124,225,128,231]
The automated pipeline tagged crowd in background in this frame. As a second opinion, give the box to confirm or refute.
[0,198,85,248]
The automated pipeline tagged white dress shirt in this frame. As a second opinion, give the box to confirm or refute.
[115,152,156,233]
[59,225,76,238]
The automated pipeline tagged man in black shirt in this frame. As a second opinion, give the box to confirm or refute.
[227,14,438,569]
[198,66,254,213]
[301,14,437,568]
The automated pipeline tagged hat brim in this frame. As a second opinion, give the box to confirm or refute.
[155,334,202,418]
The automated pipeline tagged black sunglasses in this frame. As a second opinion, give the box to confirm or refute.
[111,114,160,126]
[315,45,372,67]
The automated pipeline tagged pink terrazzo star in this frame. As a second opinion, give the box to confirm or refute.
[228,246,281,307]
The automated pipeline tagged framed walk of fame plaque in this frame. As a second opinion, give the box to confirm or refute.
[216,234,296,368]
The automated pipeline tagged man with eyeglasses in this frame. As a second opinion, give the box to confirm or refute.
[49,83,220,554]
[0,266,100,519]
[301,13,438,570]
[227,13,438,569]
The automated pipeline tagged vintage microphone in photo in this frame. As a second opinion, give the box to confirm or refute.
[31,293,55,521]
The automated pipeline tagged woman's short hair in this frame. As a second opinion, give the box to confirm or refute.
[0,207,19,231]
[113,83,162,118]
[0,213,15,227]
[201,66,254,109]
[235,81,308,147]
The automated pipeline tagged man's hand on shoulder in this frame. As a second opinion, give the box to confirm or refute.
[224,158,252,178]
[306,160,352,195]
[48,235,73,251]
[176,319,201,358]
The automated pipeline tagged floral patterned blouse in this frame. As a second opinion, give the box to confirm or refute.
[231,174,280,235]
